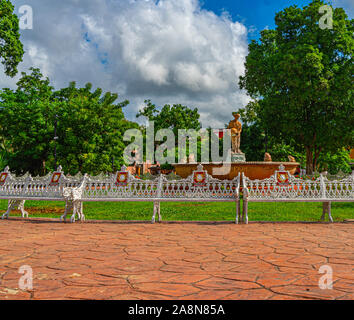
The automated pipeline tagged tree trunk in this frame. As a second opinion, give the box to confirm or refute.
[42,160,46,175]
[306,147,314,175]
[313,146,322,173]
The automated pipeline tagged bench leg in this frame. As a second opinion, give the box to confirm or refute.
[157,202,161,222]
[152,202,157,224]
[2,200,14,219]
[70,208,76,223]
[70,201,83,223]
[73,201,84,222]
[243,200,248,224]
[61,200,73,222]
[79,202,85,222]
[322,202,333,223]
[327,202,333,223]
[18,200,29,218]
[321,202,326,221]
[152,202,161,223]
[2,200,28,219]
[235,200,240,224]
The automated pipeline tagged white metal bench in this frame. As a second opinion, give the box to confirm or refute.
[0,166,85,221]
[242,164,354,224]
[321,172,354,220]
[0,164,240,223]
[79,164,241,223]
[1,164,351,224]
[152,164,241,223]
[77,168,161,223]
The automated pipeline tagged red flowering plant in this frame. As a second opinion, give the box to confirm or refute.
[297,173,321,181]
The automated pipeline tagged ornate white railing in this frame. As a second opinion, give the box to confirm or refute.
[0,166,86,221]
[82,172,160,201]
[61,174,88,222]
[324,173,353,201]
[242,165,354,224]
[1,164,352,224]
[154,165,240,223]
[80,164,240,223]
[0,164,241,223]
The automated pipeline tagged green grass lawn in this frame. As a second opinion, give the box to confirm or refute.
[0,199,353,222]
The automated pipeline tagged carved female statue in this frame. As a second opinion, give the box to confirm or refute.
[227,113,242,153]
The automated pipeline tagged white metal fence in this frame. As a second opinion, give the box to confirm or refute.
[0,164,352,224]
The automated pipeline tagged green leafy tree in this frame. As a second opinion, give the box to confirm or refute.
[239,0,354,174]
[0,0,24,77]
[237,102,267,161]
[238,102,304,163]
[317,148,351,174]
[240,122,266,161]
[137,99,201,137]
[136,100,201,163]
[0,68,54,175]
[53,82,137,175]
[0,68,139,175]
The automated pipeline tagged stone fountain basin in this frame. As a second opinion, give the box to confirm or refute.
[173,162,300,181]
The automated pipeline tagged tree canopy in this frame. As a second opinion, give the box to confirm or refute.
[136,100,202,164]
[0,68,138,175]
[239,0,354,173]
[0,0,24,77]
[137,99,201,137]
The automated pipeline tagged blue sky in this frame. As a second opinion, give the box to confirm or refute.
[201,0,342,40]
[202,0,312,39]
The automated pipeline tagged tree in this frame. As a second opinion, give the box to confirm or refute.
[317,148,351,174]
[0,68,139,175]
[238,101,304,163]
[239,0,354,174]
[137,99,201,137]
[136,100,201,163]
[53,82,137,175]
[0,0,24,77]
[0,68,54,175]
[237,101,267,161]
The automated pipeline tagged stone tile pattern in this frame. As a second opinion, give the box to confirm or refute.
[0,218,353,300]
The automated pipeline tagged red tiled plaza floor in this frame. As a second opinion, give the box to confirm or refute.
[0,218,353,300]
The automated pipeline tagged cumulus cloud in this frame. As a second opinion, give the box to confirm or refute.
[1,0,251,127]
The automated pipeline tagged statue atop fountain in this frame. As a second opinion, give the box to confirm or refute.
[227,112,246,162]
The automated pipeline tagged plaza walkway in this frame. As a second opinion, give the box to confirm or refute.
[0,218,353,300]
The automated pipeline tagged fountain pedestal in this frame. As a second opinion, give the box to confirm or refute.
[173,162,300,181]
[231,152,246,163]
[172,112,299,180]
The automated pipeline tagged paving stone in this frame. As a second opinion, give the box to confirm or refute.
[132,282,200,298]
[0,219,353,300]
[225,288,274,300]
[195,277,262,290]
[182,290,236,300]
[270,285,346,300]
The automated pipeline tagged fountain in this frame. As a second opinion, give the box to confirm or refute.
[173,112,300,180]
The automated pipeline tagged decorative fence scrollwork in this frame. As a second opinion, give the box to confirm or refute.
[0,164,352,224]
[242,164,354,223]
[0,164,241,223]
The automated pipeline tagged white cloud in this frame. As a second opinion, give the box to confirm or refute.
[1,0,251,127]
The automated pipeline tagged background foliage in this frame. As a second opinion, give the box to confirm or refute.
[239,0,354,174]
[0,68,138,175]
[0,0,24,77]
